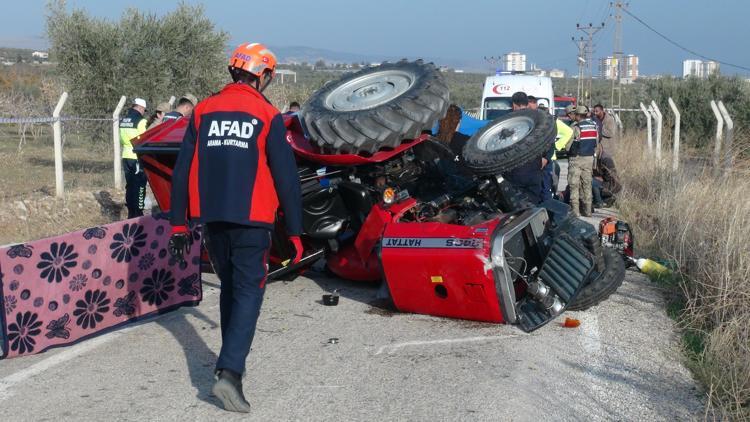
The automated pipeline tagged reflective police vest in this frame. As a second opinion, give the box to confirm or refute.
[573,118,598,156]
[553,119,574,160]
[119,108,147,160]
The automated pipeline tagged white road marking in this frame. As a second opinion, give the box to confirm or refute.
[576,312,610,405]
[0,278,220,402]
[374,334,522,355]
[579,312,602,355]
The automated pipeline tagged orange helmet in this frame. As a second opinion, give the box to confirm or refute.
[228,42,277,78]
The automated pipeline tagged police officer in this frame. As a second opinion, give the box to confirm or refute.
[119,98,148,218]
[162,93,197,122]
[565,105,598,217]
[168,42,303,413]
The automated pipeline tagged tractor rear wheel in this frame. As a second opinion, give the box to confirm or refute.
[567,248,626,311]
[299,60,449,154]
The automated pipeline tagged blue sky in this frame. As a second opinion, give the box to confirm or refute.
[2,0,749,76]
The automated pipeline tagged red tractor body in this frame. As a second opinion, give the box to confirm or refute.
[134,113,603,332]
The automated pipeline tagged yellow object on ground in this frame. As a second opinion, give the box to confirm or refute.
[635,258,671,277]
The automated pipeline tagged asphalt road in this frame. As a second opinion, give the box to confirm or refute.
[0,160,703,421]
[0,261,703,421]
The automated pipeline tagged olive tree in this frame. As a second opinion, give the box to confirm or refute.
[644,75,750,147]
[46,0,229,116]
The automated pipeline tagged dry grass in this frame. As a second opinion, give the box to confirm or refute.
[0,127,123,245]
[613,134,750,419]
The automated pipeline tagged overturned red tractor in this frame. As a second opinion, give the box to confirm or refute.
[134,60,624,332]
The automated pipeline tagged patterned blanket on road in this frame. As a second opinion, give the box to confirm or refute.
[0,215,202,359]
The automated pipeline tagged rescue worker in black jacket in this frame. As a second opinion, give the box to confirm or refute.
[162,93,197,122]
[168,42,303,413]
[502,92,544,204]
[119,98,148,218]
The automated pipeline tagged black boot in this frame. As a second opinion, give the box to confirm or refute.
[212,369,252,413]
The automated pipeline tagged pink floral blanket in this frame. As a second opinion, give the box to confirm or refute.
[0,214,201,359]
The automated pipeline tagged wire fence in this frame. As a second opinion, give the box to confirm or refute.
[0,117,115,204]
[0,92,744,203]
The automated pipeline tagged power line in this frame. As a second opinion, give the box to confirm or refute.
[622,8,750,72]
[577,22,605,105]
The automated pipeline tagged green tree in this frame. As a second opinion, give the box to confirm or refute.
[643,75,750,147]
[46,0,229,116]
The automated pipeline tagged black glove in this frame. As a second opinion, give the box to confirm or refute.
[168,227,191,264]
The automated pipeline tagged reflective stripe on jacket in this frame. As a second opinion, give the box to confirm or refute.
[119,108,147,159]
[169,82,303,235]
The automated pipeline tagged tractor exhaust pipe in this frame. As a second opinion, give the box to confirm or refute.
[527,281,564,316]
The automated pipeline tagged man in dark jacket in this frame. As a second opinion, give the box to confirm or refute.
[162,93,197,122]
[502,91,544,203]
[168,42,303,413]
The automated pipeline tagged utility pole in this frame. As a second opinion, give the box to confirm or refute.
[484,56,501,74]
[610,2,628,118]
[571,37,586,101]
[576,22,605,107]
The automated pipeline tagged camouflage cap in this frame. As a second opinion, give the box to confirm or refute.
[575,105,589,115]
[180,93,198,106]
[564,104,576,115]
[156,102,171,112]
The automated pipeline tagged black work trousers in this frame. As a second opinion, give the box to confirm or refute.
[123,158,147,218]
[204,222,271,375]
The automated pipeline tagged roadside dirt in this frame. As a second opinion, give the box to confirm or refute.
[0,187,124,245]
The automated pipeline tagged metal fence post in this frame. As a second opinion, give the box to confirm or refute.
[615,113,623,138]
[52,92,68,198]
[639,102,653,152]
[650,100,663,162]
[112,96,127,190]
[168,96,176,107]
[710,100,724,170]
[667,98,680,171]
[717,101,734,177]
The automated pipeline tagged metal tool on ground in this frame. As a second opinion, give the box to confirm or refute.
[599,217,634,261]
[322,290,340,306]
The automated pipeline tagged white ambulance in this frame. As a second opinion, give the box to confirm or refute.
[479,73,555,120]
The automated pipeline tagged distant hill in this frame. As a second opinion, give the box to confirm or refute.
[270,45,384,65]
[270,44,485,72]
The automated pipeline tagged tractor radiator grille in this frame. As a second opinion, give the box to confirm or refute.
[538,233,594,303]
[517,233,594,332]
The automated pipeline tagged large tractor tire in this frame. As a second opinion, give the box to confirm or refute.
[567,247,626,311]
[461,109,556,176]
[299,60,449,154]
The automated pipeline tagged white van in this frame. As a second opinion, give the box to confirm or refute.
[480,74,555,120]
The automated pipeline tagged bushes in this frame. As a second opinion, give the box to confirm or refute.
[614,136,750,419]
[46,1,229,116]
[644,76,750,147]
[560,76,750,151]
